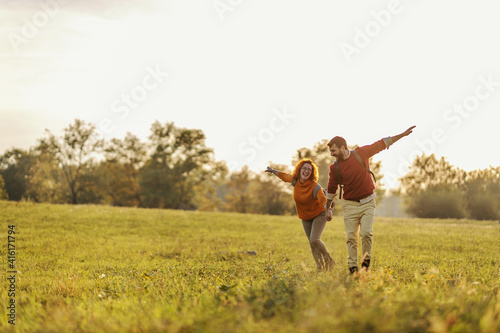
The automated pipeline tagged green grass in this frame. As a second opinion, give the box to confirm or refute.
[1,200,499,332]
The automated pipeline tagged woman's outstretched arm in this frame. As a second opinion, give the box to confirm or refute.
[265,166,279,176]
[265,166,293,183]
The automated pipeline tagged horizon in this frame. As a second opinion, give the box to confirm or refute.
[2,1,500,189]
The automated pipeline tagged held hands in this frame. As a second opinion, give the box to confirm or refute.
[325,200,335,221]
[325,208,333,221]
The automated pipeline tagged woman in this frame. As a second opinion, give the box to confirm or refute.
[266,159,335,271]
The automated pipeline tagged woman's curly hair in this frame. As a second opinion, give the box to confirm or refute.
[292,158,319,182]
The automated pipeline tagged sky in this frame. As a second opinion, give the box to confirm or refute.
[1,0,500,189]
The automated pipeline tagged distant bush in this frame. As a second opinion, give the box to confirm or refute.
[0,175,8,200]
[401,154,499,220]
[465,170,500,221]
[406,185,467,219]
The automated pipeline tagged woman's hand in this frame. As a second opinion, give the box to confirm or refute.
[325,208,333,221]
[265,166,278,175]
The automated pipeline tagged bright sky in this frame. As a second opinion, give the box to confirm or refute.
[1,0,500,189]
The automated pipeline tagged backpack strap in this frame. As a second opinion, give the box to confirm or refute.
[334,161,344,199]
[312,184,322,199]
[294,180,324,200]
[351,150,377,183]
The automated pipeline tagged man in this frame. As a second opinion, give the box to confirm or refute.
[325,126,415,274]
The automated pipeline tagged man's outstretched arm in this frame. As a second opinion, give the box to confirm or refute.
[383,126,416,148]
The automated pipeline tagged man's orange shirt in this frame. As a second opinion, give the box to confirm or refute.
[278,172,327,220]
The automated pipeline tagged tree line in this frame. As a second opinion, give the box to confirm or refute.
[0,119,295,215]
[399,154,500,220]
[1,119,498,220]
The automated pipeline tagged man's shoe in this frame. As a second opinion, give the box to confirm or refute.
[349,266,358,274]
[361,259,370,270]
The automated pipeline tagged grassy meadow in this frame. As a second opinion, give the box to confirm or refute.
[1,200,499,333]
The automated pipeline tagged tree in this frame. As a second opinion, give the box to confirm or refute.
[252,163,295,215]
[0,175,8,200]
[399,154,467,218]
[25,148,66,203]
[221,163,296,215]
[222,165,256,213]
[399,154,466,195]
[192,160,228,212]
[140,121,217,209]
[37,119,103,204]
[100,133,147,206]
[0,148,37,201]
[465,167,500,220]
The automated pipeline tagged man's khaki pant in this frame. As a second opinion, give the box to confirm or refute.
[343,199,376,268]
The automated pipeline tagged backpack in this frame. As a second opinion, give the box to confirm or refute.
[291,180,326,200]
[334,150,376,199]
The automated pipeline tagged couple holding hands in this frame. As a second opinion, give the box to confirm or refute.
[266,126,415,274]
